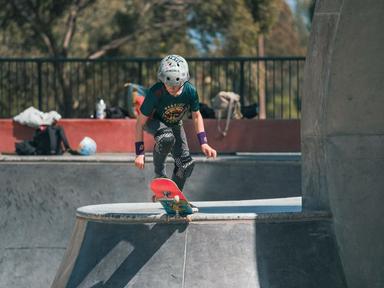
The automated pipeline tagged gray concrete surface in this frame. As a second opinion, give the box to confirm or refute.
[302,0,384,287]
[0,153,301,201]
[52,201,345,288]
[4,0,384,286]
[0,153,300,201]
[0,153,301,288]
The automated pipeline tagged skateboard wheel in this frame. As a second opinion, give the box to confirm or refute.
[174,195,180,202]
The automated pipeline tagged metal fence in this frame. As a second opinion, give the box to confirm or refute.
[0,56,305,119]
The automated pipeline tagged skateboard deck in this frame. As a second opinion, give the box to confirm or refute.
[150,178,193,216]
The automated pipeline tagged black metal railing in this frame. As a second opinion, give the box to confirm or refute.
[0,56,305,119]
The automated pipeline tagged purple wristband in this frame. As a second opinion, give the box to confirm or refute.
[135,141,144,155]
[197,131,208,145]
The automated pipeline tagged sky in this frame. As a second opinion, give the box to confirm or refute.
[286,0,296,11]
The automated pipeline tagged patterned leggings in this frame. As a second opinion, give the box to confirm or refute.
[144,119,194,191]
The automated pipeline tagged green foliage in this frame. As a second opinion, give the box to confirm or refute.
[0,0,307,118]
[0,0,97,56]
[0,0,305,58]
[265,1,306,56]
[245,0,279,33]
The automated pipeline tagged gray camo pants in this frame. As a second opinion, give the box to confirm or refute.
[144,119,194,191]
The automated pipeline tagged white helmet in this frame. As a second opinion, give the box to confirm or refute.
[158,55,190,87]
[78,137,97,155]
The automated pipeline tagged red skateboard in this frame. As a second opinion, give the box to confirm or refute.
[150,178,194,216]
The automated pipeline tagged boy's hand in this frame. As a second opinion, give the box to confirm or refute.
[201,144,217,158]
[135,155,145,169]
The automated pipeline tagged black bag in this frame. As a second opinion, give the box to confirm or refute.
[241,104,259,119]
[15,141,36,155]
[33,125,71,155]
[105,106,130,119]
[199,103,215,119]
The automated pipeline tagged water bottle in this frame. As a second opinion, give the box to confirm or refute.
[95,98,106,119]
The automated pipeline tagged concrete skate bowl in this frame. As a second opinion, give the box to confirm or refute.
[3,0,384,286]
[52,0,384,287]
[0,154,300,287]
[52,202,346,288]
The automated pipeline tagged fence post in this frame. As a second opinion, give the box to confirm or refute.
[239,59,245,107]
[138,60,143,84]
[37,60,43,111]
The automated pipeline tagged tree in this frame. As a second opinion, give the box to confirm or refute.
[0,0,285,58]
[244,0,279,118]
[0,0,96,116]
[0,0,301,118]
[0,0,97,57]
[86,0,197,58]
[265,1,305,56]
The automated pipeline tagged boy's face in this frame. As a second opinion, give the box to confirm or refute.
[164,83,182,96]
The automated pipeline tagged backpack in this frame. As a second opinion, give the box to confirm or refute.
[211,91,243,136]
[15,141,36,155]
[15,125,74,156]
[106,106,130,119]
[199,102,215,119]
[32,125,70,155]
[241,103,259,119]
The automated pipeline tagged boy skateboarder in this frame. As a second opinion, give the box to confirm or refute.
[134,54,217,194]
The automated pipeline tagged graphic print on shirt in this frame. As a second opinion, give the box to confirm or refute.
[162,103,188,124]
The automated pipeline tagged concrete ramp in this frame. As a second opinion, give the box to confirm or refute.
[302,0,384,286]
[0,154,301,288]
[52,200,346,288]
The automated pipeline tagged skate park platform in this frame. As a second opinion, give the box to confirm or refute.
[3,0,384,286]
[52,0,384,286]
[0,153,301,288]
[52,200,347,288]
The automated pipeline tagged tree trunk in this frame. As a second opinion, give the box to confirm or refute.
[258,34,267,119]
[54,62,73,118]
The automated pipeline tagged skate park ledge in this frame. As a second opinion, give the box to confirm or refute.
[76,199,331,224]
[0,152,301,162]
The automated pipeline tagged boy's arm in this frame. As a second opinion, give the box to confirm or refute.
[134,113,149,169]
[192,111,217,158]
[135,113,148,142]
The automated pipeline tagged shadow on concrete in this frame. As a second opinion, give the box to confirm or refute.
[255,220,347,288]
[185,161,301,202]
[66,222,188,288]
[198,205,301,214]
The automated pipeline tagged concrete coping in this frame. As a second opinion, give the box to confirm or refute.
[0,152,301,163]
[76,197,330,224]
